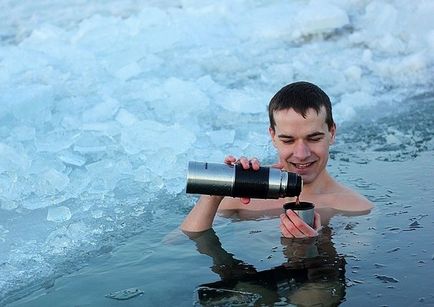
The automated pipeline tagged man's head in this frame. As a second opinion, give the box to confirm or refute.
[268,81,335,132]
[268,81,336,184]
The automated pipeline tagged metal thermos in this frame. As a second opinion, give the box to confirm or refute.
[186,161,302,199]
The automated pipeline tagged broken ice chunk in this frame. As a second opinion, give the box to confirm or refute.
[58,151,86,167]
[115,108,138,127]
[12,125,36,141]
[206,129,235,146]
[47,206,72,222]
[35,131,78,152]
[82,96,120,122]
[43,169,70,191]
[105,288,144,300]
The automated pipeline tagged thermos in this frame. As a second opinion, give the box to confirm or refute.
[186,161,302,199]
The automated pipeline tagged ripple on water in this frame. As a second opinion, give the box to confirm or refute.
[375,274,399,283]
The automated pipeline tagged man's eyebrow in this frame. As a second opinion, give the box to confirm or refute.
[307,132,325,137]
[277,131,325,139]
[277,134,293,139]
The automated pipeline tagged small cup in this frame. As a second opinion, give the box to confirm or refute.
[283,202,315,228]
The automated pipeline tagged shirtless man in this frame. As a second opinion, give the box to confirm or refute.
[181,81,373,238]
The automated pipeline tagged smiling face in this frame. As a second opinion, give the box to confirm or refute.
[269,106,336,185]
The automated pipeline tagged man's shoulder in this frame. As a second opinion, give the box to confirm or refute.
[328,186,373,213]
[307,177,373,213]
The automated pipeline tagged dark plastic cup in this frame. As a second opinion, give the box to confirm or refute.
[283,202,315,227]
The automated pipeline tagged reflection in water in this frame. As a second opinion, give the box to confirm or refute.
[189,227,346,306]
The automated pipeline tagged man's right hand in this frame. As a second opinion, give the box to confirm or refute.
[280,210,321,238]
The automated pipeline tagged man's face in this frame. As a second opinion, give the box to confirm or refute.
[269,107,336,185]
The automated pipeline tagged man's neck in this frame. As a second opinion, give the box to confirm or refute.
[300,170,336,196]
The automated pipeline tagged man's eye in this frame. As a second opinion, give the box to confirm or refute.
[309,137,322,142]
[282,140,294,144]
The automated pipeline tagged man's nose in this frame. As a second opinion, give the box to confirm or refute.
[293,141,311,160]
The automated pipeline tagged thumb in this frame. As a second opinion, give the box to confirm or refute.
[313,212,322,230]
[271,161,285,169]
[240,197,251,205]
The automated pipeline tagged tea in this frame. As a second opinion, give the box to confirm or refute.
[295,196,300,205]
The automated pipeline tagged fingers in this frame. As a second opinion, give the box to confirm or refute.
[280,222,294,238]
[280,210,318,238]
[237,156,260,170]
[280,213,304,238]
[249,157,260,170]
[224,155,237,165]
[238,156,250,169]
[224,156,260,170]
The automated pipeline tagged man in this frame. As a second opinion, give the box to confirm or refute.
[181,81,373,238]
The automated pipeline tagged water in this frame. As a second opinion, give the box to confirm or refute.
[5,98,434,306]
[9,143,434,306]
[1,0,434,305]
[337,152,434,306]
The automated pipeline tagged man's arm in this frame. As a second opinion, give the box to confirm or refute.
[181,155,260,233]
[181,195,225,232]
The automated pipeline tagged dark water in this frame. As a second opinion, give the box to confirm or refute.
[8,96,434,306]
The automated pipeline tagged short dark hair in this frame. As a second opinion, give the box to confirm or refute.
[268,81,335,131]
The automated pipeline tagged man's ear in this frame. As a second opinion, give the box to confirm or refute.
[269,127,277,147]
[329,123,336,144]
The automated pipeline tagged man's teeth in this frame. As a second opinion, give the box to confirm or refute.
[293,162,312,168]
